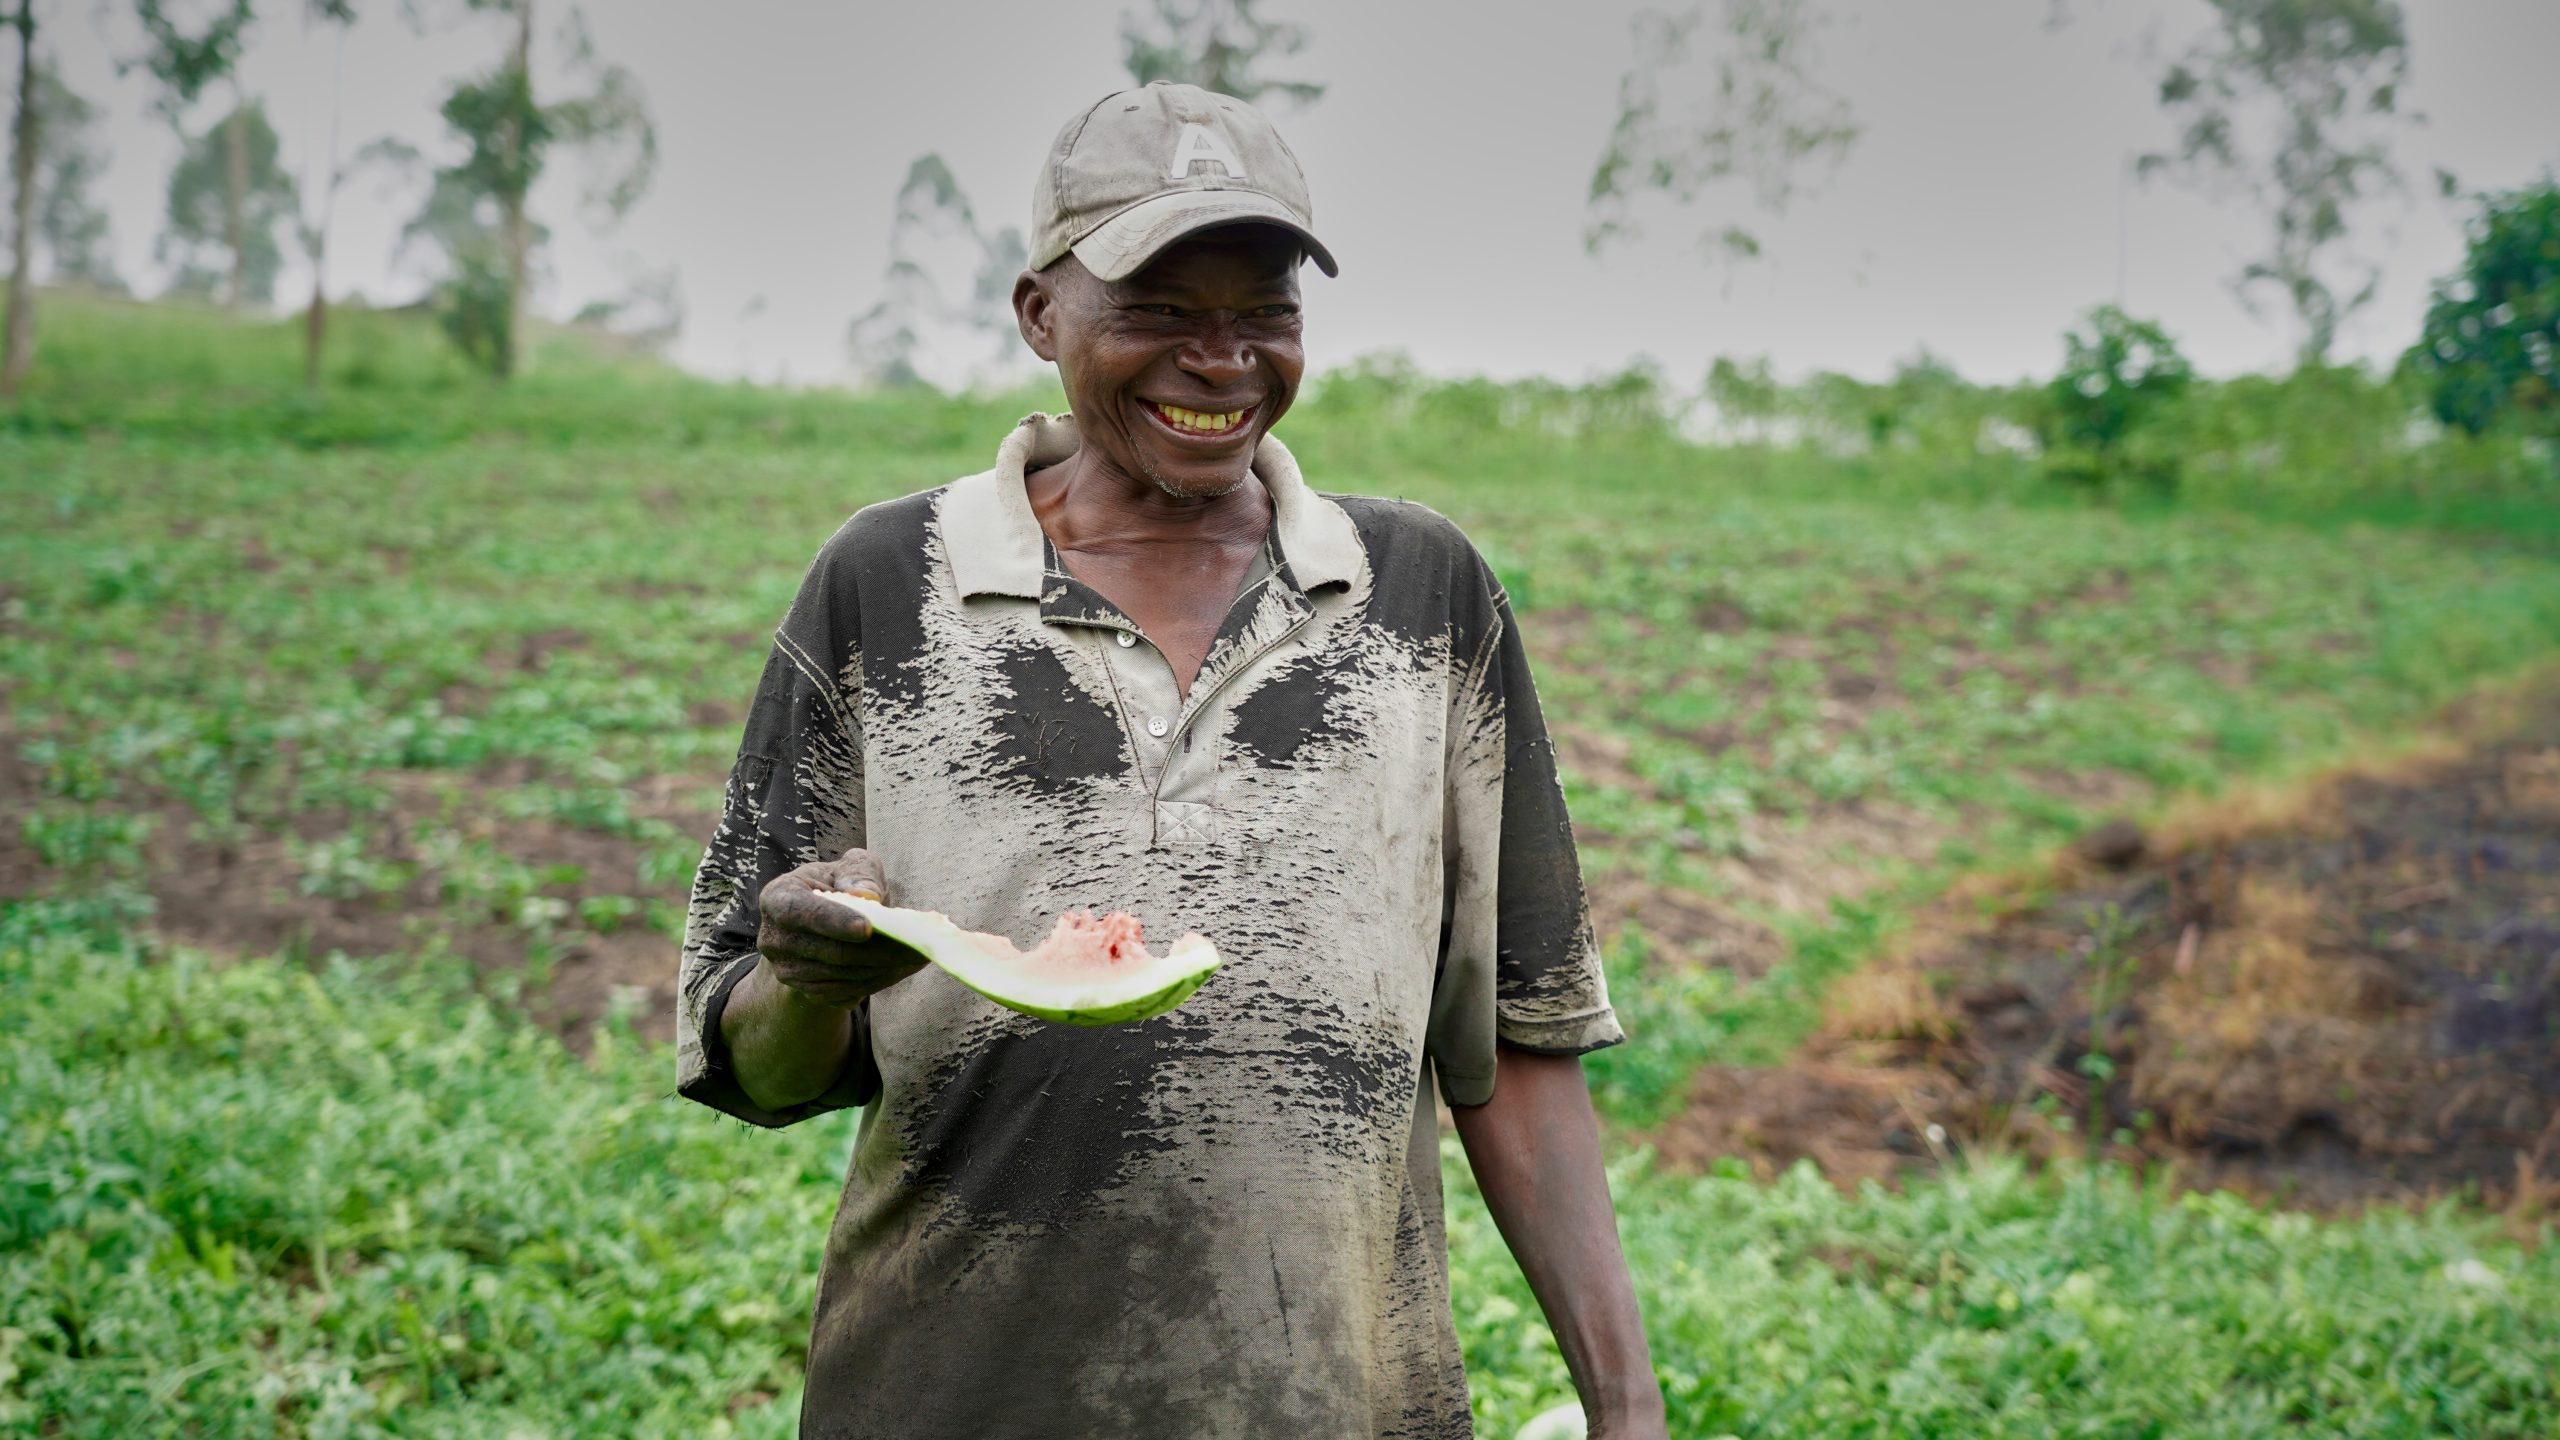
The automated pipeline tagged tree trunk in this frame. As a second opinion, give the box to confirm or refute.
[498,0,533,380]
[223,93,249,308]
[2,0,37,402]
[303,272,325,391]
[304,19,349,393]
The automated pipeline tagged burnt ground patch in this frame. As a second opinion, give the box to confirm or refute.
[1655,678,2560,1213]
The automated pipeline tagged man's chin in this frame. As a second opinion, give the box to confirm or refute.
[1149,469,1253,500]
[1136,448,1257,500]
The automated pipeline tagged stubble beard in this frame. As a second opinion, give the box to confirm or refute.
[1140,454,1252,502]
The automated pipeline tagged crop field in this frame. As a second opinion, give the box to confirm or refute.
[6,296,2560,1436]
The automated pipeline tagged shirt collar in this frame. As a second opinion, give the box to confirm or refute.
[943,411,1364,601]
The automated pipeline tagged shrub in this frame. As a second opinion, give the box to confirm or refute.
[2040,305,2194,495]
[2407,179,2560,438]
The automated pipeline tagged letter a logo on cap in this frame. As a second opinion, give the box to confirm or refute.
[1166,123,1247,181]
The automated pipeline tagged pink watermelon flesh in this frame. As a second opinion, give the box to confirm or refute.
[957,909,1161,971]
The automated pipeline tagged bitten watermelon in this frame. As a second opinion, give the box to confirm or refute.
[811,892,1222,1025]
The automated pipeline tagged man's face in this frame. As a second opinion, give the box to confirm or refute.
[1016,225,1306,500]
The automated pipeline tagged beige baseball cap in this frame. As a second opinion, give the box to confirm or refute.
[1031,81,1338,282]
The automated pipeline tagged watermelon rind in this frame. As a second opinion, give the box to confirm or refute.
[811,892,1221,1026]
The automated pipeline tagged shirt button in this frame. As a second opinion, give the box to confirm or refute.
[1115,631,1137,648]
[1146,715,1169,738]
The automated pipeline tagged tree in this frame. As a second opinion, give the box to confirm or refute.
[1587,0,1859,264]
[4,0,39,398]
[1703,355,1779,444]
[846,154,1027,391]
[1119,0,1321,107]
[2041,304,2193,492]
[2138,0,2415,367]
[133,0,260,306]
[293,0,361,389]
[2405,179,2560,438]
[160,98,297,303]
[406,0,655,379]
[32,61,119,291]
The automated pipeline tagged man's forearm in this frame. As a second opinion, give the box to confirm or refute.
[1450,1045,1665,1437]
[719,956,859,1114]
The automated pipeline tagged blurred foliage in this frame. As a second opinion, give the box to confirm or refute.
[2139,0,2414,367]
[434,246,514,375]
[2407,178,2560,439]
[130,0,257,120]
[406,2,656,380]
[28,62,121,292]
[1119,0,1323,109]
[2039,305,2194,495]
[1587,0,1858,263]
[159,99,298,305]
[843,154,1026,391]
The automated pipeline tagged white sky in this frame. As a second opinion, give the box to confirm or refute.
[36,0,2560,389]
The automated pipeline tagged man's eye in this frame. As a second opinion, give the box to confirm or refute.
[1134,304,1183,317]
[1251,306,1298,320]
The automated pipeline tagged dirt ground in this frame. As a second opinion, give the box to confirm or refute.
[12,662,2557,1214]
[0,744,718,1054]
[1655,680,2560,1213]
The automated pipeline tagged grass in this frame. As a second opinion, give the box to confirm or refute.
[5,292,2559,1434]
[12,296,2559,1101]
[7,901,2554,1439]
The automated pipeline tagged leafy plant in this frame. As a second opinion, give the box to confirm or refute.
[2406,178,2560,438]
[2040,305,2194,494]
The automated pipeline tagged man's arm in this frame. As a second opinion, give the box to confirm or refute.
[1450,1043,1667,1440]
[719,848,922,1116]
[720,961,860,1115]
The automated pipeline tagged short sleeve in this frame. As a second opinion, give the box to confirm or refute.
[675,534,878,1128]
[1428,576,1624,1108]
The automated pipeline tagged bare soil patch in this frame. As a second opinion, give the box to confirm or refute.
[5,738,720,1053]
[1585,867,1787,978]
[1655,677,2560,1212]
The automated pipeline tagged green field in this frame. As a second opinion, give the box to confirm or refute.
[5,295,2559,1436]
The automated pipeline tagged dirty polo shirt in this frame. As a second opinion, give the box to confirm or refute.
[676,412,1622,1440]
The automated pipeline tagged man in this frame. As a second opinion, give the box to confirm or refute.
[678,81,1667,1440]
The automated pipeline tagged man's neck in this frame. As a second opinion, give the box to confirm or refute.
[1027,447,1273,560]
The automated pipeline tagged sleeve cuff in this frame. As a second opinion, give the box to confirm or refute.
[1495,1003,1626,1057]
[678,953,880,1129]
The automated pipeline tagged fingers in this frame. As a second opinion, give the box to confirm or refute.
[759,846,892,942]
[753,851,909,1005]
[823,848,888,901]
[756,915,926,1008]
[758,918,882,972]
[759,878,872,944]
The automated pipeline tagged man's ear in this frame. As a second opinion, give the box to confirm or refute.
[1013,271,1057,363]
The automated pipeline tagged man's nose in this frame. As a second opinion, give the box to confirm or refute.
[1175,322,1254,387]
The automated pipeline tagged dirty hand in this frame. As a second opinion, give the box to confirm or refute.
[755,849,924,1009]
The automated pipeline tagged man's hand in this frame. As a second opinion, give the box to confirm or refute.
[755,849,926,1010]
[720,849,921,1116]
[1451,1045,1667,1440]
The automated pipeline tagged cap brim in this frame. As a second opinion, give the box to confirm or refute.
[1068,189,1339,282]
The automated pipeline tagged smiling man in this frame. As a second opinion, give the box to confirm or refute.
[677,82,1666,1440]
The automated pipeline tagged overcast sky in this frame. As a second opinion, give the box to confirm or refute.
[39,0,2560,389]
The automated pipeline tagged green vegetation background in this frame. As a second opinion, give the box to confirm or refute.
[5,296,2558,1436]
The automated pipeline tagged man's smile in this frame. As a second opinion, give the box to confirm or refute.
[1139,397,1260,440]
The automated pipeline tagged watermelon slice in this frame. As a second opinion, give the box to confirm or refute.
[810,893,1222,1026]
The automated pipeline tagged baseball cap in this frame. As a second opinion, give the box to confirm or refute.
[1031,81,1338,283]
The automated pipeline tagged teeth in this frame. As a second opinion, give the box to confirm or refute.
[1153,403,1244,433]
